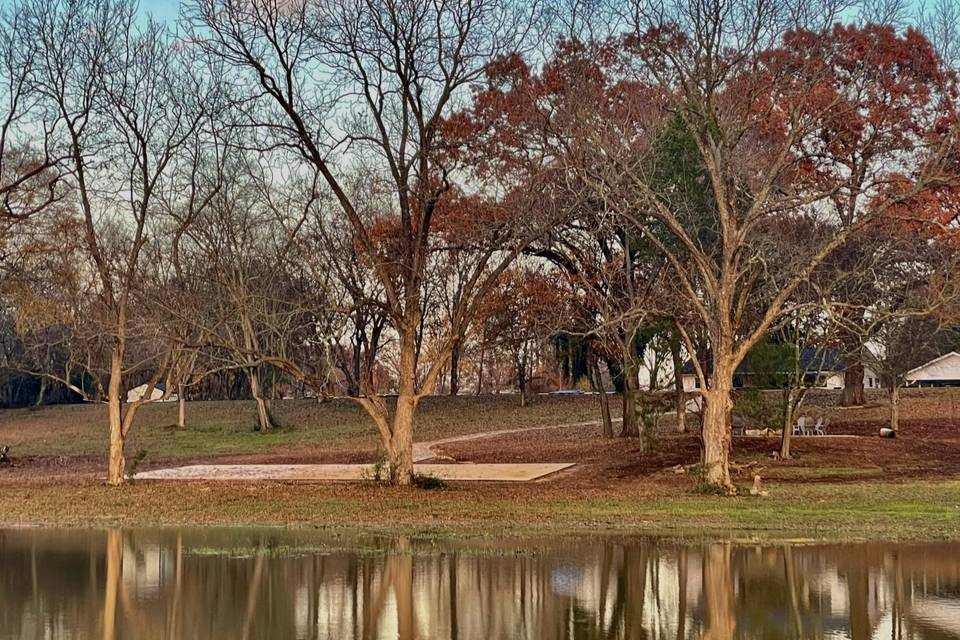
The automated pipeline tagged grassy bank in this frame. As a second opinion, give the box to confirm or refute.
[0,394,607,459]
[1,478,958,542]
[1,392,959,542]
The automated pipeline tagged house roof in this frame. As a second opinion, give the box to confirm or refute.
[681,347,847,376]
[904,352,960,378]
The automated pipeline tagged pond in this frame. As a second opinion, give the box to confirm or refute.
[0,528,957,639]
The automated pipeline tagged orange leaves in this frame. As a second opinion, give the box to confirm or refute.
[432,189,510,242]
[444,38,666,184]
[480,268,571,342]
[878,182,960,246]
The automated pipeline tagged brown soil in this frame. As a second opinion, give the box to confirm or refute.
[437,418,960,487]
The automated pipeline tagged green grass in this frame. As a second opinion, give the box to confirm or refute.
[0,479,958,541]
[0,395,608,459]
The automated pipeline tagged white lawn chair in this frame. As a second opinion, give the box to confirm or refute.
[812,417,829,436]
[792,416,808,436]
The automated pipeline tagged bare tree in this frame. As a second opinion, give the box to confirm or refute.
[826,233,960,432]
[165,158,336,431]
[0,3,67,225]
[21,0,217,484]
[187,0,550,484]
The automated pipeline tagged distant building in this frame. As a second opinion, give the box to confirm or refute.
[679,348,882,392]
[904,352,960,388]
[126,383,176,403]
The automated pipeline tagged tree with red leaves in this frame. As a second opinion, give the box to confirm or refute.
[482,268,571,406]
[456,39,671,440]
[467,2,960,491]
[615,5,960,491]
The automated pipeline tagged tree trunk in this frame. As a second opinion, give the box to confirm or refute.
[591,358,614,438]
[388,394,416,485]
[518,368,527,408]
[842,360,865,407]
[249,368,273,432]
[701,360,735,492]
[350,326,363,397]
[475,331,485,396]
[671,338,686,434]
[620,355,639,438]
[384,330,419,486]
[254,396,271,432]
[449,343,460,396]
[107,346,126,486]
[34,377,46,407]
[780,387,796,459]
[177,383,186,428]
[890,385,900,431]
[620,385,638,437]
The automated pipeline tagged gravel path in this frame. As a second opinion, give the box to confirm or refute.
[412,419,620,462]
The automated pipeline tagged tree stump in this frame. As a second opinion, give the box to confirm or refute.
[750,474,768,497]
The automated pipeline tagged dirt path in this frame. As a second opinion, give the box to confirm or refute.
[412,419,618,462]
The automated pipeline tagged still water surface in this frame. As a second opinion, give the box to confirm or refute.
[0,528,958,639]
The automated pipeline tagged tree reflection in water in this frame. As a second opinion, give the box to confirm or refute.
[0,529,958,640]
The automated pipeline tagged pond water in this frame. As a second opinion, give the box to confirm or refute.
[0,528,958,639]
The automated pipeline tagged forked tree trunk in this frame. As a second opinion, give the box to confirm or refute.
[107,347,126,486]
[701,360,735,492]
[842,360,865,407]
[889,385,900,431]
[591,359,614,438]
[248,368,273,432]
[254,396,272,432]
[385,332,419,485]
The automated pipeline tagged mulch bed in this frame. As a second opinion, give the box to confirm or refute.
[440,418,960,486]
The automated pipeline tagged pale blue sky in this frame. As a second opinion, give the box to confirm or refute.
[2,0,931,26]
[139,0,179,22]
[0,0,182,22]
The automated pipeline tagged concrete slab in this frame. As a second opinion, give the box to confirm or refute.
[134,462,574,482]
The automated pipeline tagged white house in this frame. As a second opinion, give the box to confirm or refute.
[678,348,882,392]
[126,383,177,403]
[818,367,882,391]
[679,368,881,392]
[904,352,960,387]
